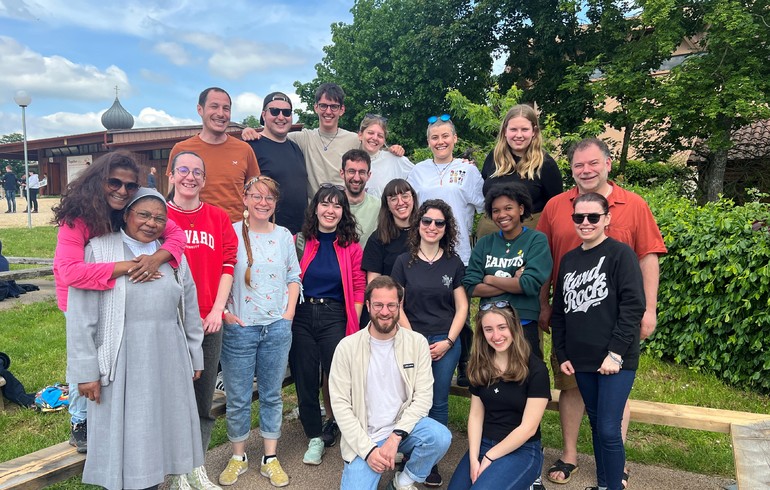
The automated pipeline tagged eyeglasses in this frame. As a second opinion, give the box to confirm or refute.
[387,192,413,205]
[316,103,342,112]
[370,302,400,312]
[267,108,292,117]
[571,213,607,224]
[106,178,140,193]
[130,208,168,225]
[246,193,277,203]
[420,217,446,228]
[319,182,345,191]
[427,114,451,124]
[480,300,513,311]
[175,166,205,179]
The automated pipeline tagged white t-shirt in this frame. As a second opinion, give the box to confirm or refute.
[365,336,407,442]
[408,158,484,264]
[366,150,414,199]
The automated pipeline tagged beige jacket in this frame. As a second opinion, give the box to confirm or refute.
[329,326,434,463]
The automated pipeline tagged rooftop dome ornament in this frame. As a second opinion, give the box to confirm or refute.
[101,86,134,130]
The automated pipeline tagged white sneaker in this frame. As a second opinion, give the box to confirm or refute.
[187,465,222,490]
[214,372,225,395]
[168,474,193,490]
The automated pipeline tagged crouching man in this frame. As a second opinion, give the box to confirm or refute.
[330,275,452,490]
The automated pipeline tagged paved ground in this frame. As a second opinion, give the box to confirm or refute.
[0,195,57,229]
[185,418,734,490]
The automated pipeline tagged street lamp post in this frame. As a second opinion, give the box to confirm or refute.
[13,90,32,229]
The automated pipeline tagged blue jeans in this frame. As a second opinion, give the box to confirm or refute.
[65,311,87,424]
[425,333,461,426]
[220,318,292,441]
[448,438,543,490]
[4,189,15,212]
[575,370,636,490]
[340,417,452,489]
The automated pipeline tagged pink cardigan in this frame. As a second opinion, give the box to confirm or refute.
[299,236,365,336]
[53,218,186,312]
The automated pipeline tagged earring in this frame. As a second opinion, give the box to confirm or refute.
[243,209,249,220]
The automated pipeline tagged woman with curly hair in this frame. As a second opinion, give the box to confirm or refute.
[291,183,365,466]
[52,150,185,453]
[391,198,468,487]
[447,304,550,490]
[477,104,562,237]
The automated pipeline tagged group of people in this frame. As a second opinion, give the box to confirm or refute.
[56,82,664,490]
[2,166,45,213]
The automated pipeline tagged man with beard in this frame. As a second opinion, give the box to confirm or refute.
[341,149,379,246]
[329,276,452,490]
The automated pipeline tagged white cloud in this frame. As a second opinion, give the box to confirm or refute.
[135,107,198,127]
[139,68,170,84]
[0,36,130,101]
[152,41,191,66]
[208,40,308,80]
[231,92,262,121]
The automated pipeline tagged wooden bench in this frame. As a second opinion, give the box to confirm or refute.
[0,258,54,282]
[0,373,293,490]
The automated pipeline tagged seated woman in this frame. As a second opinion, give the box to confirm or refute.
[447,304,550,490]
[551,192,645,490]
[66,188,204,490]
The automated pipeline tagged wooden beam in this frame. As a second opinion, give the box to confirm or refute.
[6,258,54,265]
[0,442,84,490]
[731,419,770,489]
[0,267,53,281]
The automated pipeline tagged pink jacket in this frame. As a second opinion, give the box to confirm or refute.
[53,218,186,312]
[299,237,365,336]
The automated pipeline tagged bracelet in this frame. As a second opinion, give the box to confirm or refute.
[445,337,455,348]
[223,308,230,315]
[608,351,623,366]
[483,454,495,462]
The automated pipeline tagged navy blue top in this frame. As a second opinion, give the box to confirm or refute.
[303,231,344,302]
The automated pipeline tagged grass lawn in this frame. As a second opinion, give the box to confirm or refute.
[1,224,768,485]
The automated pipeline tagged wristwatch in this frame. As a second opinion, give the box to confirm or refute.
[393,429,408,439]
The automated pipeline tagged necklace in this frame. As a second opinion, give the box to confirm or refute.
[500,228,523,254]
[419,247,441,265]
[432,160,451,186]
[319,129,339,151]
[172,201,202,229]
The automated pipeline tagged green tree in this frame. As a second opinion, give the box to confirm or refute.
[240,115,261,129]
[294,0,499,152]
[638,0,770,202]
[1,133,25,175]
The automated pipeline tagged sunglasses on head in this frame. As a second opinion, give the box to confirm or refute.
[319,182,345,192]
[420,217,446,228]
[479,300,513,311]
[268,108,292,117]
[106,178,140,193]
[571,213,607,224]
[427,114,451,124]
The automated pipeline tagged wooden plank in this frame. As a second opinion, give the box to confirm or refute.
[628,399,770,434]
[0,267,53,281]
[6,258,54,265]
[731,419,770,490]
[0,442,85,490]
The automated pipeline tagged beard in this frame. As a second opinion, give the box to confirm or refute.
[371,311,400,336]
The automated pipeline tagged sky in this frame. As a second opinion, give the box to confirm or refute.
[0,0,355,140]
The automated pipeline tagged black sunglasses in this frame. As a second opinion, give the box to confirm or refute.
[319,182,345,191]
[571,213,607,224]
[268,108,292,117]
[106,178,140,193]
[420,217,446,228]
[479,300,513,311]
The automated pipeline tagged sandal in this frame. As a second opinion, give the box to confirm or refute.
[546,459,579,484]
[622,469,630,489]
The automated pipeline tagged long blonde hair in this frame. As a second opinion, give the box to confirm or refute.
[242,176,279,289]
[491,104,545,180]
[467,306,531,386]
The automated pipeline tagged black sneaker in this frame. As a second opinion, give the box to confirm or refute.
[456,363,470,387]
[321,419,339,447]
[424,465,442,487]
[531,476,546,490]
[71,421,87,453]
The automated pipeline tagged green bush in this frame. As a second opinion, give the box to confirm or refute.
[640,184,770,393]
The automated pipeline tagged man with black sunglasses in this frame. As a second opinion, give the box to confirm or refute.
[168,86,260,223]
[536,138,666,487]
[246,91,308,234]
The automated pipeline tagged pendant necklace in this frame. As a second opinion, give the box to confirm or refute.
[172,201,202,229]
[320,129,339,151]
[432,160,451,186]
[419,247,440,265]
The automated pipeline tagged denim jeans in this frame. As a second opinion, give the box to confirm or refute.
[340,417,452,489]
[447,438,543,490]
[289,300,346,438]
[221,318,292,441]
[425,333,461,426]
[65,311,87,424]
[4,190,15,212]
[575,370,636,490]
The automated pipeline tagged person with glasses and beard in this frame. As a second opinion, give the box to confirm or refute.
[330,275,452,490]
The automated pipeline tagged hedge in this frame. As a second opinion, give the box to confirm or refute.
[640,184,770,393]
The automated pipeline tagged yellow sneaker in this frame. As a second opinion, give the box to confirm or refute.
[218,455,248,486]
[260,457,289,487]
